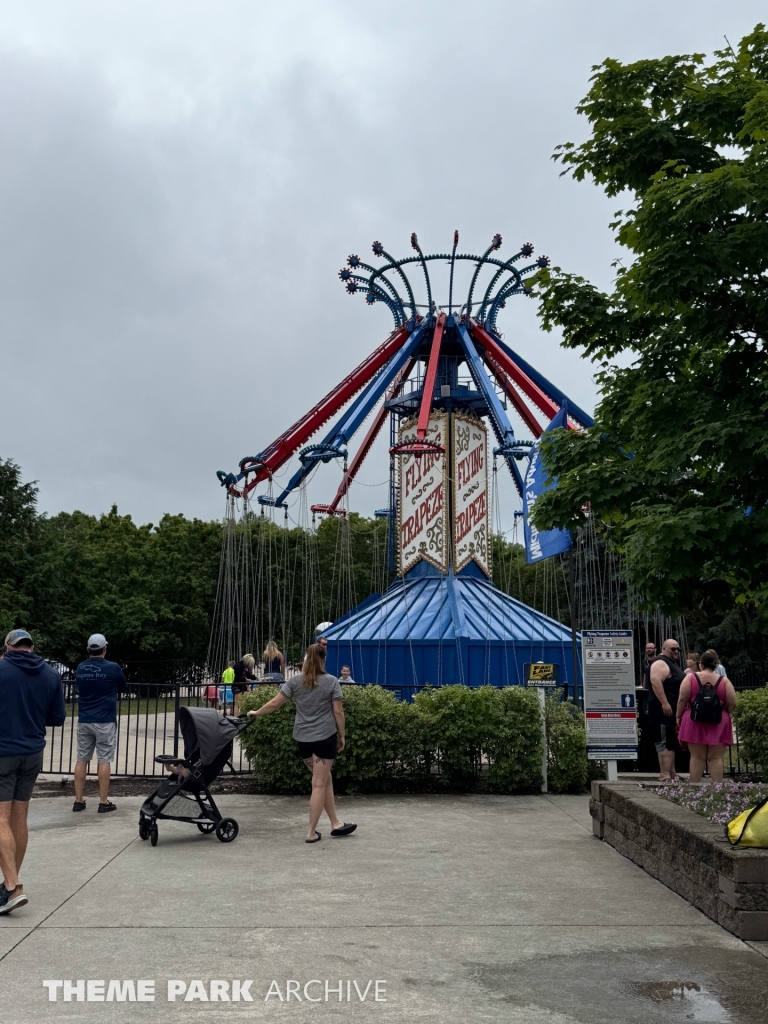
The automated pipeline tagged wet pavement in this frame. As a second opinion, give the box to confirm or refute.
[0,793,764,1022]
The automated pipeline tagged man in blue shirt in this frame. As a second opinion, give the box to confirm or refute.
[73,634,126,814]
[0,629,66,915]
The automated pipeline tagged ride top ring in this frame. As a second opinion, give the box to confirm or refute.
[389,438,446,458]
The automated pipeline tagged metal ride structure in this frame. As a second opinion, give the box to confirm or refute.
[212,232,594,695]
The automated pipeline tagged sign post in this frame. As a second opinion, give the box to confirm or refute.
[581,630,638,778]
[524,663,559,793]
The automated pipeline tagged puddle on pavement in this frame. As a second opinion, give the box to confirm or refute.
[627,981,731,1022]
[468,944,765,1024]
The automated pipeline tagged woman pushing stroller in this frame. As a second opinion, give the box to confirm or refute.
[247,643,356,844]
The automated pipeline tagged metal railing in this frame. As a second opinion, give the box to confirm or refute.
[44,661,253,779]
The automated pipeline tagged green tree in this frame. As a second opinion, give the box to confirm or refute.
[0,457,39,638]
[531,26,768,635]
[32,507,221,664]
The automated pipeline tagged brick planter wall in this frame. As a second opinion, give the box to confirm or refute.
[590,780,768,941]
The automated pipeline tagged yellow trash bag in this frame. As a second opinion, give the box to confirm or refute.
[726,797,768,848]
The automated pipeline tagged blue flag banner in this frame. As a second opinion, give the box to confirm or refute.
[522,404,572,564]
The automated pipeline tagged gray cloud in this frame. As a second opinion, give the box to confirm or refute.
[0,1,763,525]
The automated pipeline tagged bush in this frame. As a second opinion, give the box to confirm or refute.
[732,687,768,770]
[238,683,587,795]
[545,690,589,793]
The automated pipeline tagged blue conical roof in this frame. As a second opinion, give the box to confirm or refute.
[322,562,573,644]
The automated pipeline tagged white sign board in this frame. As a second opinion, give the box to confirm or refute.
[581,629,638,760]
[398,413,448,574]
[452,414,491,577]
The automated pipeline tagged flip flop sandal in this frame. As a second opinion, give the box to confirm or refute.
[305,832,322,844]
[330,823,357,837]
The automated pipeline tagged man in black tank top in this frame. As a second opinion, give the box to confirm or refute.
[649,639,686,781]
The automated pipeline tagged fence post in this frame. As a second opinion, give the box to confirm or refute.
[173,678,180,757]
[538,688,548,794]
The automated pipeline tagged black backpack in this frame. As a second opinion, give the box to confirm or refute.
[689,673,723,724]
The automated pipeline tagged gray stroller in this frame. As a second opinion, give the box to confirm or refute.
[139,706,250,846]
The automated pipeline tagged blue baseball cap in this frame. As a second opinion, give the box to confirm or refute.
[4,629,32,646]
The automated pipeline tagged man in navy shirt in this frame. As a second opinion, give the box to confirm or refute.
[0,629,65,915]
[73,634,126,814]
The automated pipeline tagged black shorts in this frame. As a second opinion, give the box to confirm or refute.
[296,734,338,761]
[0,751,44,802]
[651,720,684,753]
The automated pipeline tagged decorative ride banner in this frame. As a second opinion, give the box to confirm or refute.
[398,413,448,574]
[522,404,572,564]
[452,413,490,576]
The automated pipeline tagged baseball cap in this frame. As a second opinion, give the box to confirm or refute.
[4,629,33,647]
[87,633,108,651]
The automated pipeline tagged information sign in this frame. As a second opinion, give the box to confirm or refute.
[524,662,560,687]
[581,629,638,760]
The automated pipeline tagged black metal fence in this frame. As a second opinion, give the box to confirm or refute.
[44,660,253,779]
[42,659,766,780]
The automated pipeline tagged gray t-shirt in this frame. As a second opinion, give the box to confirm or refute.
[280,673,343,742]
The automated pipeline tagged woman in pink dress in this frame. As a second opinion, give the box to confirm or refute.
[676,649,737,782]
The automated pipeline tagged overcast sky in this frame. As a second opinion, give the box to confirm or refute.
[1,2,763,528]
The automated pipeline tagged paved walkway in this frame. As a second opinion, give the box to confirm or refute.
[0,793,765,1023]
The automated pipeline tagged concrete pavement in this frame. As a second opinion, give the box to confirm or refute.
[0,793,765,1023]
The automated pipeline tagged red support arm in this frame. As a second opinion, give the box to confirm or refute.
[241,325,410,494]
[417,312,445,439]
[482,350,544,438]
[469,320,560,422]
[318,358,415,515]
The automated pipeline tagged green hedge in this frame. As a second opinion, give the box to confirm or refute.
[238,684,588,795]
[732,687,768,770]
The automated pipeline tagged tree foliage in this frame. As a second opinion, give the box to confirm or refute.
[532,26,768,630]
[1,458,571,666]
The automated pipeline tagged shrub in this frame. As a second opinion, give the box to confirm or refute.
[332,685,403,794]
[238,687,307,794]
[238,683,586,795]
[732,687,768,770]
[545,690,588,794]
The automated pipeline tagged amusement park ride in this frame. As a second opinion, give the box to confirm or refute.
[214,232,595,694]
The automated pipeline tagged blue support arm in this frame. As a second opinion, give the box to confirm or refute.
[266,325,426,507]
[457,325,524,495]
[491,333,594,428]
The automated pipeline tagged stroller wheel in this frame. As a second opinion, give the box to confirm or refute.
[215,818,239,843]
[196,821,216,834]
[139,816,150,840]
[150,824,159,846]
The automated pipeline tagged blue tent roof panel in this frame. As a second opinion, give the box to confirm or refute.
[322,570,573,645]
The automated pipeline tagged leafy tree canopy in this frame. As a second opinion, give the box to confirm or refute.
[532,26,768,630]
[1,457,565,666]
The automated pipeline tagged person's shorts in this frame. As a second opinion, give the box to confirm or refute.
[0,751,45,802]
[653,720,679,754]
[77,722,117,764]
[231,684,249,695]
[296,734,338,761]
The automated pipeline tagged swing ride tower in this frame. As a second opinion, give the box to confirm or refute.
[213,232,594,695]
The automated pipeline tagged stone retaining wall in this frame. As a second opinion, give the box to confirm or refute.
[590,780,768,941]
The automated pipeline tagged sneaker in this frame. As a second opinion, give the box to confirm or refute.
[0,885,27,914]
[72,801,86,812]
[98,802,116,814]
